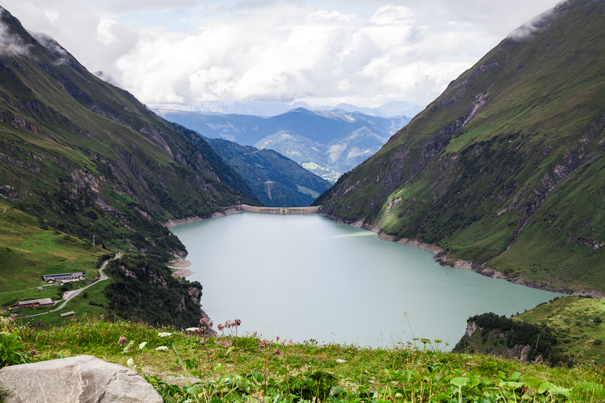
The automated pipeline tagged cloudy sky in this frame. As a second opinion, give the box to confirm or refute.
[2,0,561,110]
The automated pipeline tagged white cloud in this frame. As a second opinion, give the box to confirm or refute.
[98,0,196,13]
[30,32,69,63]
[113,2,481,107]
[1,0,139,83]
[369,5,412,25]
[507,8,555,40]
[0,7,31,55]
[0,0,562,109]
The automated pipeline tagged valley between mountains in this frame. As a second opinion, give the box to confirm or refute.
[1,1,605,399]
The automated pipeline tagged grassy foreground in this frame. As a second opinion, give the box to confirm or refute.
[3,316,605,402]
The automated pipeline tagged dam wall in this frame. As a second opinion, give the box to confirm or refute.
[240,205,320,214]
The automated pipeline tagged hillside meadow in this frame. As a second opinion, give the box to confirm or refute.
[2,314,605,402]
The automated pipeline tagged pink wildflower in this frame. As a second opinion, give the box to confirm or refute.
[117,337,127,346]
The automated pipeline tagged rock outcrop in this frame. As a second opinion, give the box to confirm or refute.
[0,355,162,403]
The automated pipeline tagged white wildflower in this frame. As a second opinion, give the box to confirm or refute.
[185,327,199,332]
[138,342,147,350]
[127,358,134,368]
[158,332,172,338]
[156,346,168,351]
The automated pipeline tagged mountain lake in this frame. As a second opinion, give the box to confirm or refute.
[170,212,563,348]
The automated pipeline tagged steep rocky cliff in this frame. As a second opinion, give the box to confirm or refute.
[316,0,605,293]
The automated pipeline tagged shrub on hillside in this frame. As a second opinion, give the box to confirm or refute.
[104,254,203,329]
[455,312,574,366]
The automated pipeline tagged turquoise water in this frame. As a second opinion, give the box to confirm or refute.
[170,213,563,347]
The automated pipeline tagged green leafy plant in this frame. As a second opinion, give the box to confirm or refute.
[0,332,29,368]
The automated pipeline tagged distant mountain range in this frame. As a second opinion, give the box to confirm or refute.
[156,108,411,181]
[207,138,332,207]
[150,100,424,119]
[315,0,605,294]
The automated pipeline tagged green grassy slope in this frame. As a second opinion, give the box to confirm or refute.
[316,0,605,293]
[515,296,605,365]
[0,7,255,258]
[454,296,605,367]
[7,318,605,401]
[208,138,332,207]
[0,200,104,296]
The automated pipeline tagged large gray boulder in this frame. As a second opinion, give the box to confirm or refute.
[0,355,162,403]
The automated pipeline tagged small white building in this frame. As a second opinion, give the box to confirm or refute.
[42,272,86,283]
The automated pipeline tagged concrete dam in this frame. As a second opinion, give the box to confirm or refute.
[240,205,320,214]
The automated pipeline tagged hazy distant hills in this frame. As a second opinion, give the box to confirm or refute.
[0,7,256,256]
[151,100,423,119]
[316,0,605,293]
[156,108,410,181]
[207,138,332,207]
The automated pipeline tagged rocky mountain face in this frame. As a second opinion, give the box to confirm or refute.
[315,0,605,293]
[157,108,410,182]
[207,138,332,207]
[0,7,255,256]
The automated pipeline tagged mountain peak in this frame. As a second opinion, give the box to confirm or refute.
[284,107,313,114]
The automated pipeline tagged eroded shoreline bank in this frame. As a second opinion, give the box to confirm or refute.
[317,210,604,299]
[169,257,195,278]
[165,206,243,228]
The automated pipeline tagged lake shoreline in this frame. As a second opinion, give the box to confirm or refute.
[317,209,604,299]
[166,207,603,298]
[165,206,243,228]
[170,209,565,346]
